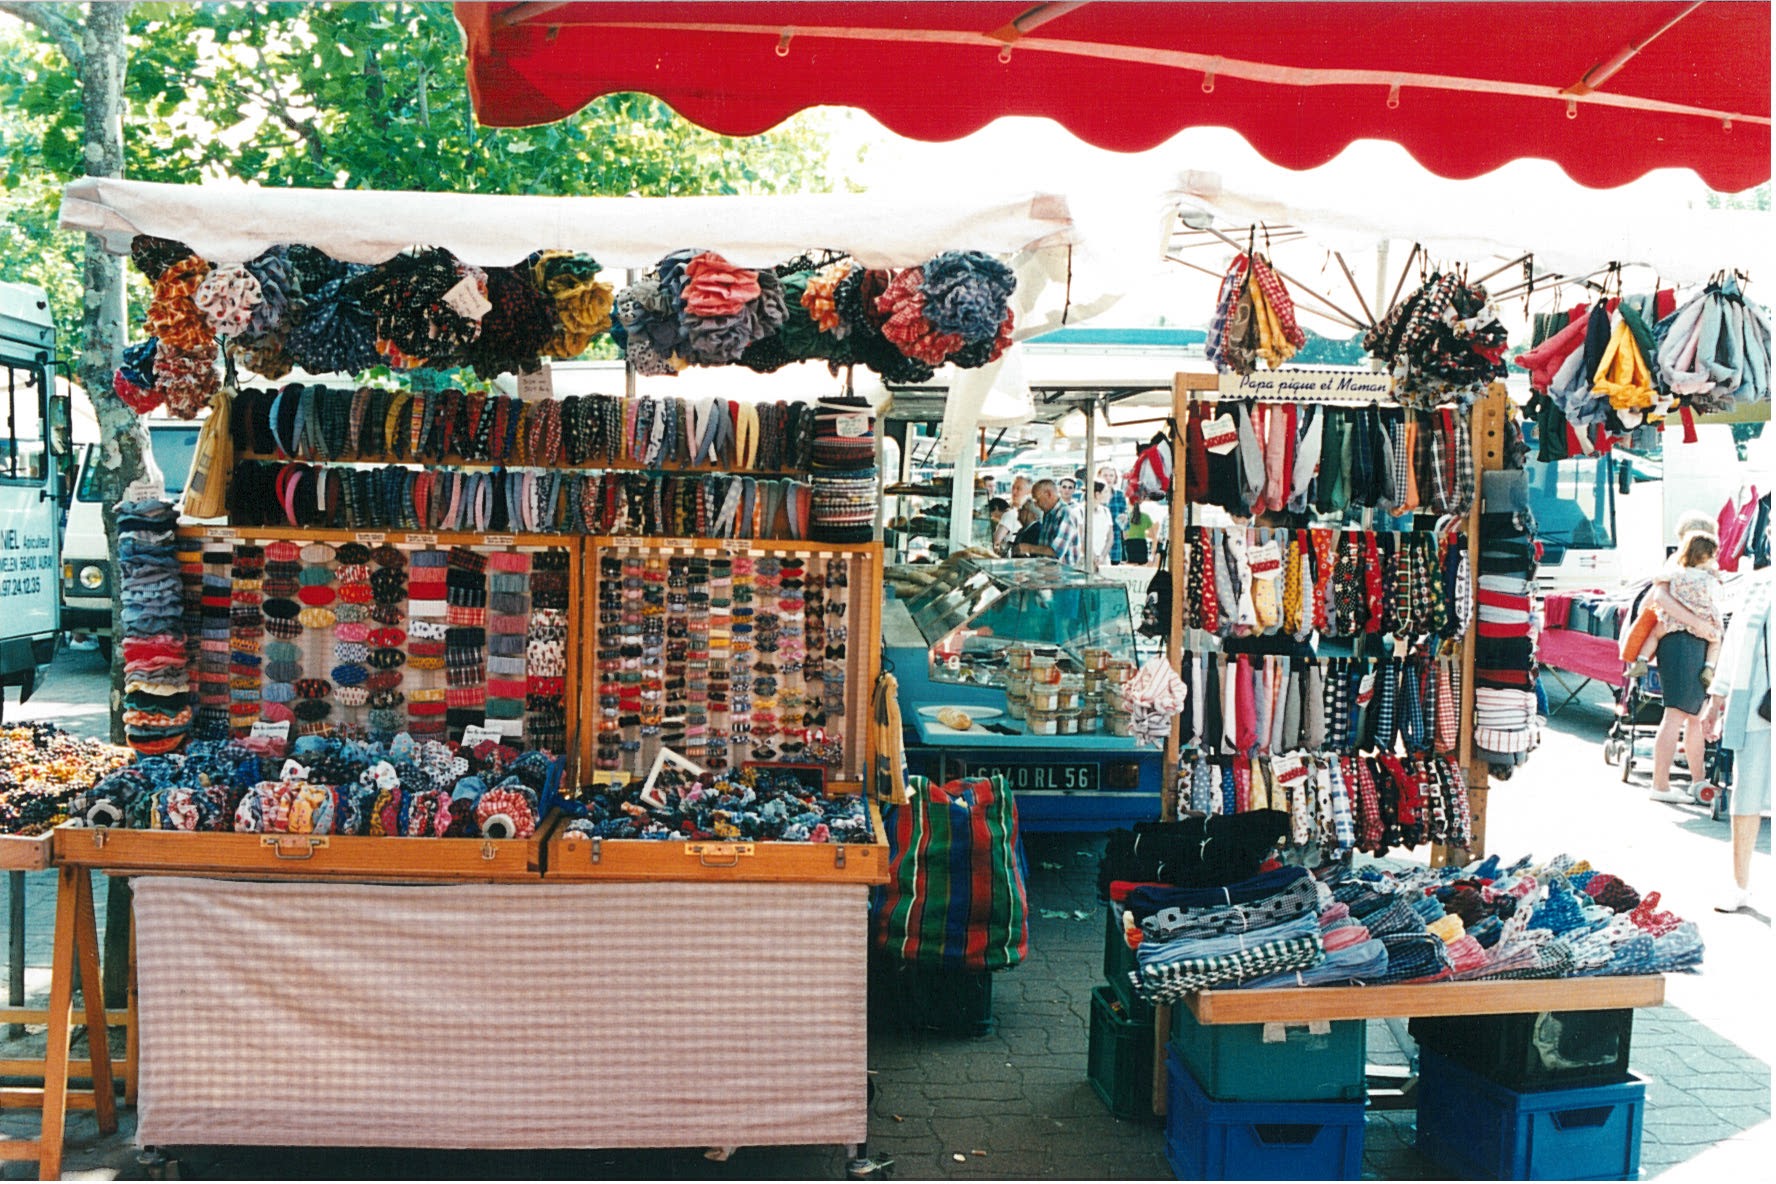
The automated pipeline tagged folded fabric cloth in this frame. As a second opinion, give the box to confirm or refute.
[1140,874,1328,941]
[1244,937,1388,988]
[1123,864,1311,917]
[1132,932,1325,1003]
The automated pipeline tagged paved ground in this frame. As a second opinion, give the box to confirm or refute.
[0,644,1768,1179]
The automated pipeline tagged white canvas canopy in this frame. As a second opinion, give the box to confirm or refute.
[58,176,1138,463]
[1166,167,1773,298]
[59,176,1083,271]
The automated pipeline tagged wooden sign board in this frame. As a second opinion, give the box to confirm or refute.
[1216,369,1393,401]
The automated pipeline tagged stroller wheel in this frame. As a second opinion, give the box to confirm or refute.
[1602,738,1627,767]
[1694,782,1718,805]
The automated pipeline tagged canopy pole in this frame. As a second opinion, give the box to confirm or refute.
[624,268,638,399]
[1198,224,1372,330]
[1331,250,1376,328]
[1083,394,1098,573]
[1473,253,1533,288]
[1384,243,1422,319]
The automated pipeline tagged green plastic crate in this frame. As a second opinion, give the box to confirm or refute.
[1088,984,1159,1122]
[1101,904,1154,1022]
[1171,1006,1367,1102]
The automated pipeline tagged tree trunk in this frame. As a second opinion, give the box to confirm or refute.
[75,0,142,1010]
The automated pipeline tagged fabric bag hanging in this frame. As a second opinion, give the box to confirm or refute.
[873,774,1029,972]
[183,386,235,519]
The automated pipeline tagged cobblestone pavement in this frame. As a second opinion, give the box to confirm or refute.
[0,648,1768,1179]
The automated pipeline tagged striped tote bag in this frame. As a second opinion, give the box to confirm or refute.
[872,774,1029,972]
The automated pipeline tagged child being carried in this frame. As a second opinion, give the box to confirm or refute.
[1619,530,1724,689]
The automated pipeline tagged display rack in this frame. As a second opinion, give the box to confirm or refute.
[575,537,882,793]
[1152,374,1509,1119]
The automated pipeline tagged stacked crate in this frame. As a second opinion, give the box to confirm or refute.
[1412,1010,1646,1180]
[1165,1006,1370,1180]
[1087,903,1157,1121]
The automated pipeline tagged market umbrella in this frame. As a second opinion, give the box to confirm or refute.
[457,1,1770,191]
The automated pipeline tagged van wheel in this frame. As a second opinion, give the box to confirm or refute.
[97,636,112,663]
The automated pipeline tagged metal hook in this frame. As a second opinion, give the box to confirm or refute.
[1201,71,1215,94]
[998,44,1012,64]
[1566,98,1579,119]
[775,30,792,57]
[1386,83,1401,110]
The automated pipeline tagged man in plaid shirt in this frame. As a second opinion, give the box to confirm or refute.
[1014,478,1085,567]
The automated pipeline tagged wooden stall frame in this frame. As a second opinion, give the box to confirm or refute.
[1186,974,1665,1025]
[0,866,119,1180]
[1153,374,1506,1115]
[181,526,585,787]
[546,796,889,884]
[580,537,883,796]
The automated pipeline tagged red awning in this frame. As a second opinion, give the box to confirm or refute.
[457,2,1770,192]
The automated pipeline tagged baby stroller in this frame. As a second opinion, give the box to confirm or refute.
[1604,649,1729,807]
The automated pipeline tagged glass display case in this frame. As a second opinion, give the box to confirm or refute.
[904,555,1137,687]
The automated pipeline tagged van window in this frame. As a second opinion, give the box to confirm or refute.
[77,426,201,502]
[0,361,47,484]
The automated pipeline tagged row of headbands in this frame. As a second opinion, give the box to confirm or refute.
[1184,400,1475,520]
[227,460,823,541]
[1177,750,1472,859]
[1181,524,1470,642]
[231,386,823,474]
[1176,648,1462,760]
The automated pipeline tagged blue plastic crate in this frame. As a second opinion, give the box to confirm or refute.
[1417,1047,1646,1180]
[1171,1008,1367,1102]
[1165,1046,1365,1180]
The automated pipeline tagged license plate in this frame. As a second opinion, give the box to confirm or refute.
[968,762,1100,793]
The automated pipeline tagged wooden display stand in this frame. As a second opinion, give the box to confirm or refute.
[576,537,883,794]
[546,800,889,884]
[1150,377,1519,1117]
[1186,975,1665,1025]
[53,823,550,882]
[0,851,126,1181]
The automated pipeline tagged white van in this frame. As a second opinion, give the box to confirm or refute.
[0,282,69,706]
[61,422,201,655]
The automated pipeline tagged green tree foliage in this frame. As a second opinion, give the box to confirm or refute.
[0,1,839,363]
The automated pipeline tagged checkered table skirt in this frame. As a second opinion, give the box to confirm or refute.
[133,876,868,1149]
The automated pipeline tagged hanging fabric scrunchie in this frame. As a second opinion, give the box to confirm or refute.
[875,268,965,366]
[285,265,380,376]
[146,255,215,353]
[528,249,614,358]
[193,263,264,338]
[464,265,555,380]
[114,339,164,415]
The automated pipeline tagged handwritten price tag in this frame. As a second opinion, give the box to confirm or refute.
[1248,541,1282,577]
[1201,414,1239,455]
[460,724,502,748]
[517,364,554,402]
[250,720,290,742]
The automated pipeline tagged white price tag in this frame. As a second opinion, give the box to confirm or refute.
[124,478,165,502]
[486,718,524,739]
[1356,674,1376,708]
[408,533,437,547]
[355,532,386,545]
[1201,414,1239,455]
[442,275,493,320]
[516,364,554,402]
[460,724,503,748]
[250,720,290,742]
[1271,754,1309,787]
[1248,541,1282,577]
[484,534,515,547]
[835,413,870,438]
[279,759,310,782]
